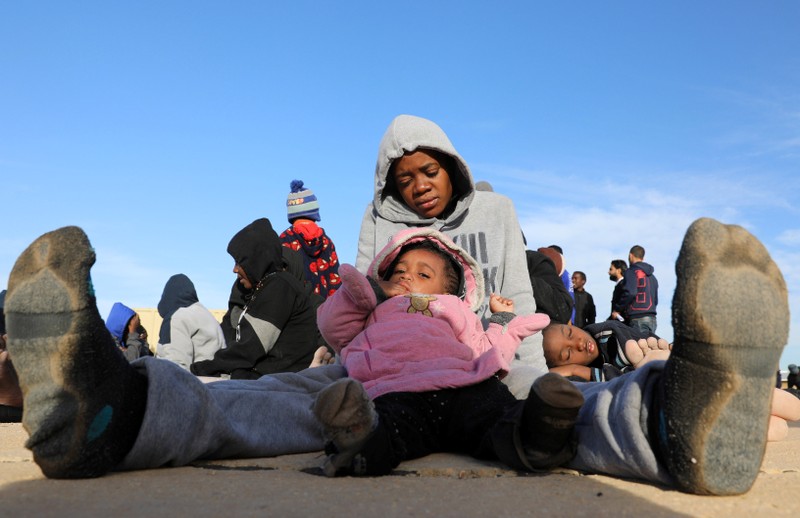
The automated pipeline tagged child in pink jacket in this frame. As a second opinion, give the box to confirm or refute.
[313,227,585,476]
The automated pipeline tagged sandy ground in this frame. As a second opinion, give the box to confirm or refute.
[2,421,799,517]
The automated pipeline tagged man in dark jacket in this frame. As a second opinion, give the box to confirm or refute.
[618,245,659,335]
[191,218,319,379]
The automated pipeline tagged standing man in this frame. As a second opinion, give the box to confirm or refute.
[608,259,628,322]
[619,245,659,335]
[571,271,596,329]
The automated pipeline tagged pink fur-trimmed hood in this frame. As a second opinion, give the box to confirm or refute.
[367,227,485,313]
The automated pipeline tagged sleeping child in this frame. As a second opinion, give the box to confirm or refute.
[542,320,800,441]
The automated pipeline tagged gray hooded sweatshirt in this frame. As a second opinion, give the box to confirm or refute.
[355,114,545,371]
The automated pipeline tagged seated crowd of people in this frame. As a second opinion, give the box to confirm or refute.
[0,115,797,498]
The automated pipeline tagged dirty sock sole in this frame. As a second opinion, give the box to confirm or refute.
[661,217,789,495]
[5,226,147,478]
[313,378,376,476]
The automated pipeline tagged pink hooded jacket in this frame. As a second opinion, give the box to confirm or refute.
[317,228,550,399]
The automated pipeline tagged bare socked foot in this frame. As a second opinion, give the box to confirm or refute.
[656,217,789,495]
[309,346,335,368]
[5,226,148,478]
[623,337,671,367]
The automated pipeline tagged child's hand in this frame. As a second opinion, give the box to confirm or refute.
[376,280,410,298]
[489,293,514,313]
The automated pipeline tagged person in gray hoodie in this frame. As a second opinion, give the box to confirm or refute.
[155,274,226,372]
[356,114,545,378]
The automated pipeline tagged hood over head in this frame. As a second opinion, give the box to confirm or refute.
[632,261,655,275]
[373,115,475,224]
[227,218,283,288]
[106,302,136,341]
[368,227,485,313]
[157,274,199,319]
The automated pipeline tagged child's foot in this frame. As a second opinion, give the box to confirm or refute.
[308,346,335,368]
[771,387,800,422]
[623,337,671,368]
[5,226,148,478]
[520,372,584,469]
[656,217,789,495]
[767,415,789,442]
[312,378,377,477]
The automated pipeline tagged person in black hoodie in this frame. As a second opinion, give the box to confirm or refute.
[191,218,319,379]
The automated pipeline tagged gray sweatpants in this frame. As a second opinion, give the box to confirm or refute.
[120,357,672,486]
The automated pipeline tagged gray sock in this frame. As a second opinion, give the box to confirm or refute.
[658,217,789,495]
[6,226,147,478]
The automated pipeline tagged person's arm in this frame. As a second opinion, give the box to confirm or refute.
[587,293,597,325]
[192,277,295,376]
[618,270,637,310]
[492,198,546,371]
[548,364,593,380]
[316,264,378,353]
[355,205,378,274]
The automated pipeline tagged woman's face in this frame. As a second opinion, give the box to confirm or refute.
[392,150,454,218]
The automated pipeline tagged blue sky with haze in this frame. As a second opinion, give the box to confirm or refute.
[2,1,799,367]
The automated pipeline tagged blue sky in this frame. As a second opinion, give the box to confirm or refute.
[2,2,799,367]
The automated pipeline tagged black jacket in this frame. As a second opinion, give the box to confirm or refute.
[525,250,573,324]
[620,262,658,320]
[573,289,596,329]
[191,218,318,379]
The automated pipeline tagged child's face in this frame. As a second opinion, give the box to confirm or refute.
[392,150,454,219]
[387,248,450,295]
[543,323,600,367]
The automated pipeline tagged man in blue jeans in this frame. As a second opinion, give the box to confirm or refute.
[619,245,659,335]
[3,217,790,496]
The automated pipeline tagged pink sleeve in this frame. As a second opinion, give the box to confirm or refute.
[470,313,551,365]
[316,264,378,353]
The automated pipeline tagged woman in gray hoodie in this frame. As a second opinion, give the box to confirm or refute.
[356,114,545,375]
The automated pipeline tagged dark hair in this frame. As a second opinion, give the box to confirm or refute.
[385,240,461,295]
[541,323,559,368]
[548,245,564,254]
[611,259,628,272]
[573,271,586,282]
[629,245,645,260]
